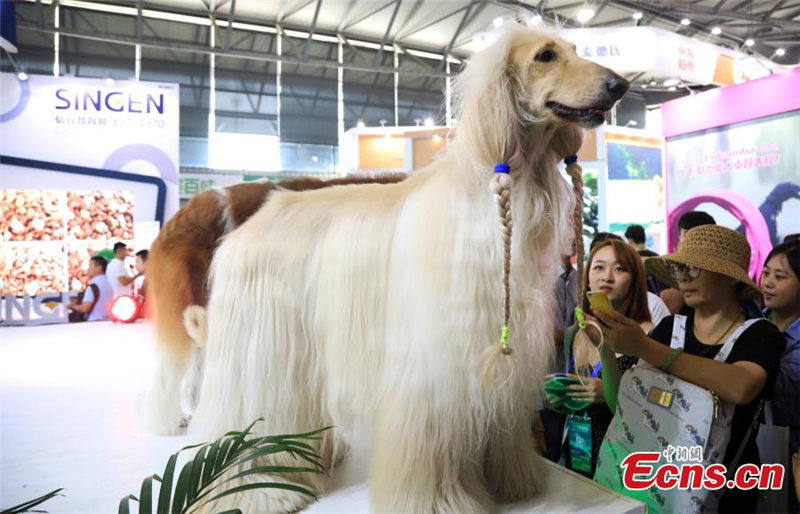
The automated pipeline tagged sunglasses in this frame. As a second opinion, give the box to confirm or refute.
[668,263,702,280]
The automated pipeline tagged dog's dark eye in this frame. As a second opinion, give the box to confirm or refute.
[535,50,556,63]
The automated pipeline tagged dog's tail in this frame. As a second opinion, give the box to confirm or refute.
[183,305,208,347]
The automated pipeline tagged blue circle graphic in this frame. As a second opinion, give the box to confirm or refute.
[0,76,32,123]
[103,144,178,184]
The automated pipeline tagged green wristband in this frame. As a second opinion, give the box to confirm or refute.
[660,347,683,372]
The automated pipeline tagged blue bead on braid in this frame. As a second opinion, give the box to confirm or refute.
[494,163,510,174]
[564,155,578,165]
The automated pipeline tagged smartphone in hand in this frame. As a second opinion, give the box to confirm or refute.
[586,290,614,314]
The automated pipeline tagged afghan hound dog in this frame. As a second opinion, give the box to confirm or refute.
[140,175,405,435]
[190,24,627,513]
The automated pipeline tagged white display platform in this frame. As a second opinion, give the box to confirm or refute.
[1,321,644,513]
[306,458,644,514]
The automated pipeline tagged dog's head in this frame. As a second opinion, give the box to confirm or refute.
[506,31,629,128]
[453,25,628,168]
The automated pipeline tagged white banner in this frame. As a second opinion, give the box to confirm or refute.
[0,73,180,220]
[179,173,244,199]
[559,27,770,86]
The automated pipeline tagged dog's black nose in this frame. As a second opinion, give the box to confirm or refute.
[604,73,629,100]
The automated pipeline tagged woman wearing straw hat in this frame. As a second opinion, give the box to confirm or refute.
[592,225,785,513]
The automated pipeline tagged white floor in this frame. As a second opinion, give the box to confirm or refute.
[1,321,643,513]
[1,321,190,513]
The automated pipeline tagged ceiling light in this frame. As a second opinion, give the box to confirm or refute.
[527,14,543,26]
[680,18,691,26]
[357,120,365,129]
[17,71,28,81]
[744,38,755,47]
[711,26,722,35]
[493,17,504,28]
[663,78,680,87]
[432,134,442,142]
[577,8,596,23]
[775,48,786,56]
[632,11,643,21]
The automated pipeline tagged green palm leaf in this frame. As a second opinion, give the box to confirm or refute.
[1,488,64,514]
[119,419,331,514]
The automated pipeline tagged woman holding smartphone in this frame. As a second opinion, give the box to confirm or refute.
[555,238,657,476]
[593,225,785,512]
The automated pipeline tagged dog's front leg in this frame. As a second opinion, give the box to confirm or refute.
[483,414,547,503]
[369,396,494,513]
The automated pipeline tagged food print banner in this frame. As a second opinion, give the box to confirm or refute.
[0,73,179,324]
[0,72,179,221]
[665,110,800,277]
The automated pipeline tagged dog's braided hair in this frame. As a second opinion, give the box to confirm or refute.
[481,164,515,388]
[564,154,604,375]
[493,167,513,344]
[564,155,585,302]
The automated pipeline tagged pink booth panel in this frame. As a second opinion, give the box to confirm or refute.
[667,190,771,279]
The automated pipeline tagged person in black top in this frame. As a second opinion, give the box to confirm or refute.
[625,224,658,258]
[592,225,785,513]
[624,223,669,296]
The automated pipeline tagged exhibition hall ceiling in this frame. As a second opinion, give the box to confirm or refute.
[8,0,799,132]
[122,0,799,61]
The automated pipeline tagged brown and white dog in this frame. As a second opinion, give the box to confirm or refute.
[140,175,405,435]
[188,25,627,513]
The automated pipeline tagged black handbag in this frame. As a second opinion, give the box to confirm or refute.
[68,283,100,322]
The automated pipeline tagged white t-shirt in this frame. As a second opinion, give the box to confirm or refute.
[83,274,113,321]
[106,258,131,298]
[647,291,671,329]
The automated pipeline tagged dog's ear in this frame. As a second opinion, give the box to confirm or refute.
[500,64,528,168]
[183,305,208,347]
[503,63,528,114]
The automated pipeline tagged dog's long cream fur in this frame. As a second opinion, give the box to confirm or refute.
[140,176,405,434]
[190,25,626,512]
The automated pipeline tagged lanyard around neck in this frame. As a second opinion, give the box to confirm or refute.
[569,357,601,378]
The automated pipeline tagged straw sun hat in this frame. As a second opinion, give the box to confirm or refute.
[645,225,762,300]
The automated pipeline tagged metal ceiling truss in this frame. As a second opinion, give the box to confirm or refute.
[341,0,398,32]
[19,0,799,62]
[301,0,324,62]
[372,0,402,68]
[7,0,799,144]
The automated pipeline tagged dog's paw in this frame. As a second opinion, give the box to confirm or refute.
[137,389,188,436]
